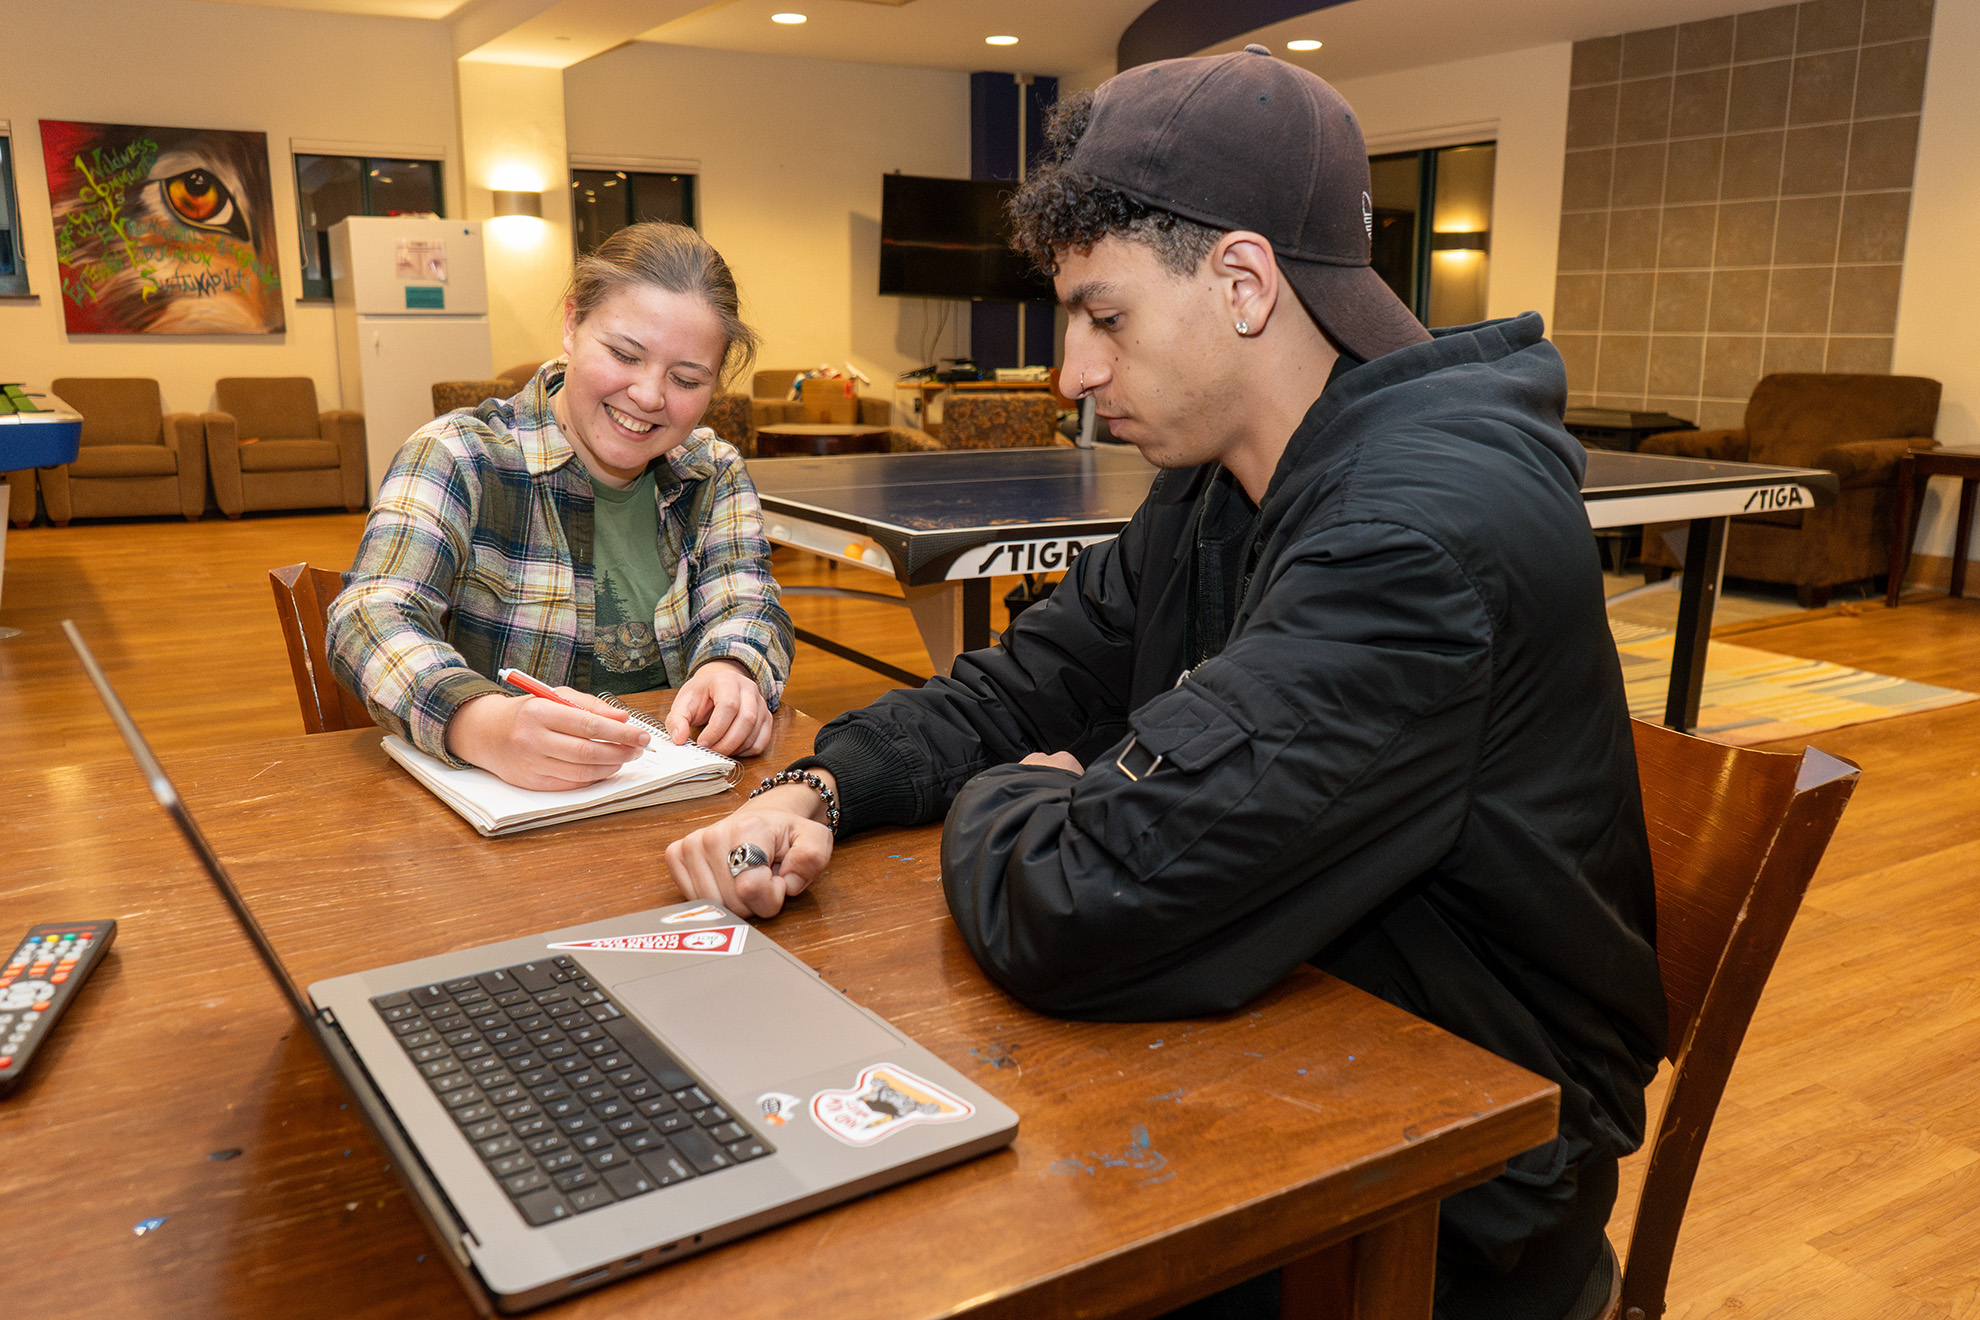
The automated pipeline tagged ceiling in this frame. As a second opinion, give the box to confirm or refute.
[635,0,1149,80]
[192,0,1786,78]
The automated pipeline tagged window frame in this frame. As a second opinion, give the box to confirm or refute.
[0,124,29,295]
[293,150,447,299]
[1367,138,1496,327]
[568,160,700,257]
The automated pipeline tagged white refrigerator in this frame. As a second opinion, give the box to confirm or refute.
[330,217,493,500]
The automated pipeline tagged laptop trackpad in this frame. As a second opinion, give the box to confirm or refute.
[612,955,900,1096]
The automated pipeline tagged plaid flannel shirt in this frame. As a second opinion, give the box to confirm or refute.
[326,361,793,764]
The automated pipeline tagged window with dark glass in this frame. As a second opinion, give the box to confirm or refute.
[1367,141,1495,329]
[295,154,444,298]
[0,132,27,295]
[571,169,697,256]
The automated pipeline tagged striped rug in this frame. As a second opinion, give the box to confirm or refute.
[1609,617,1979,745]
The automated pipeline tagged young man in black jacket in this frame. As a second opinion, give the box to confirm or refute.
[668,48,1664,1320]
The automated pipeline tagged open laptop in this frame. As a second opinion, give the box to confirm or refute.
[65,622,1018,1314]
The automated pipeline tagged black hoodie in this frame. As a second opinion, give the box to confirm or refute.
[803,313,1666,1262]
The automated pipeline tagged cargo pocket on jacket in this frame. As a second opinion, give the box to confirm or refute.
[1095,681,1259,878]
[1119,681,1255,777]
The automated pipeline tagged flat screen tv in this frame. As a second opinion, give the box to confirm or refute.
[879,174,1054,302]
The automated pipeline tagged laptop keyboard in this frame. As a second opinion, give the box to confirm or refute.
[370,955,772,1227]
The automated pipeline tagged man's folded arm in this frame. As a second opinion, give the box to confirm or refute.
[804,520,1146,834]
[938,522,1495,1019]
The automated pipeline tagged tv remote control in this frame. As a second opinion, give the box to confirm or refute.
[0,920,117,1097]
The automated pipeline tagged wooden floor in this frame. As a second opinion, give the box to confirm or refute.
[4,512,1980,1318]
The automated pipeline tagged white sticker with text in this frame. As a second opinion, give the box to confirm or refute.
[547,925,747,956]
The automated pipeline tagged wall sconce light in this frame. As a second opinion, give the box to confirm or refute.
[1431,231,1488,251]
[492,189,544,219]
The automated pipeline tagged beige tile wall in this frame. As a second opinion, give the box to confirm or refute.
[1554,0,1933,429]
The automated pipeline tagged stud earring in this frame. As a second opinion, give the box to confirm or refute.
[1235,319,1250,336]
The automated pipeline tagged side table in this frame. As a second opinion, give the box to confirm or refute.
[755,422,891,458]
[1563,407,1697,452]
[1888,447,1980,605]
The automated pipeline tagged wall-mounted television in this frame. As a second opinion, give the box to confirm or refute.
[879,173,1053,303]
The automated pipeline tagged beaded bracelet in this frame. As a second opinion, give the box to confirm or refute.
[749,769,841,833]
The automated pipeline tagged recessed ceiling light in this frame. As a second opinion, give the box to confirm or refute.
[771,12,806,23]
[1286,39,1322,51]
[986,34,1019,45]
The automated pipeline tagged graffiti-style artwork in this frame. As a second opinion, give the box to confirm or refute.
[39,120,284,335]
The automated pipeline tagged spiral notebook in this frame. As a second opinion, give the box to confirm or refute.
[382,698,740,837]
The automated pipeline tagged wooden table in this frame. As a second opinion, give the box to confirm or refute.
[1887,447,1980,606]
[0,697,1556,1318]
[754,423,892,458]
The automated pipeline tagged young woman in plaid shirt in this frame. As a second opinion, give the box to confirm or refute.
[329,223,794,790]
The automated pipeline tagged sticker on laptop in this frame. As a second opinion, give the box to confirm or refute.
[755,1091,803,1127]
[546,925,747,956]
[660,903,729,925]
[810,1063,974,1147]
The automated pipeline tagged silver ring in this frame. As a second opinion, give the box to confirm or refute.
[727,843,769,877]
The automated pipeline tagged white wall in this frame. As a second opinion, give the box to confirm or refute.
[0,0,459,417]
[1893,0,1980,564]
[1330,43,1574,330]
[457,62,575,373]
[563,43,972,386]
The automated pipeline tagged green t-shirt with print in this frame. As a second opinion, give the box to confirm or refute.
[589,469,674,695]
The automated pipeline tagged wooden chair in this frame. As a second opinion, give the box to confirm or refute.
[1595,719,1859,1319]
[1280,723,1858,1320]
[268,563,374,735]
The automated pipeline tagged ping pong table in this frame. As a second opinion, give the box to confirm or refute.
[750,445,1839,731]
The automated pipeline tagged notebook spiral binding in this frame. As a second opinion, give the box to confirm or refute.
[597,694,738,770]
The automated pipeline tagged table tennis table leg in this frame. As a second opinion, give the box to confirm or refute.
[1665,516,1727,731]
[904,580,992,676]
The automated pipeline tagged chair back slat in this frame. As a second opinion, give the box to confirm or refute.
[268,563,375,735]
[1617,720,1858,1320]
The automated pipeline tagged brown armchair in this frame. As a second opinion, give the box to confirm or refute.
[430,380,512,417]
[496,361,545,391]
[6,472,33,527]
[938,392,1068,451]
[43,378,205,525]
[700,392,757,456]
[1639,373,1940,606]
[204,378,365,519]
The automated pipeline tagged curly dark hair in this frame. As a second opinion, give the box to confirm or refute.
[1007,90,1224,279]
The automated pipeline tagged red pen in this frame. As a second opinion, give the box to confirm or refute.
[496,668,652,743]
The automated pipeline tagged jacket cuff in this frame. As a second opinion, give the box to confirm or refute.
[412,669,508,767]
[791,723,920,837]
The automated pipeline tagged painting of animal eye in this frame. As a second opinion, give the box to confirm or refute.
[163,170,241,235]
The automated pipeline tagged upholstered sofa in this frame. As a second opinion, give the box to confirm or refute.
[1639,373,1941,606]
[751,369,888,429]
[204,377,366,518]
[43,378,205,524]
[939,392,1067,450]
[429,361,546,419]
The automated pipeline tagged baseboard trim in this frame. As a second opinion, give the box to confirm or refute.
[1901,552,1967,593]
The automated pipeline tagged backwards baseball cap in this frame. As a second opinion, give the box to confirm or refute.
[1070,45,1432,362]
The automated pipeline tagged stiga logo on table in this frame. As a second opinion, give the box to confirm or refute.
[949,535,1117,580]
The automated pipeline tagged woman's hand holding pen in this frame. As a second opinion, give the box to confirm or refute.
[666,778,836,919]
[446,686,649,791]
